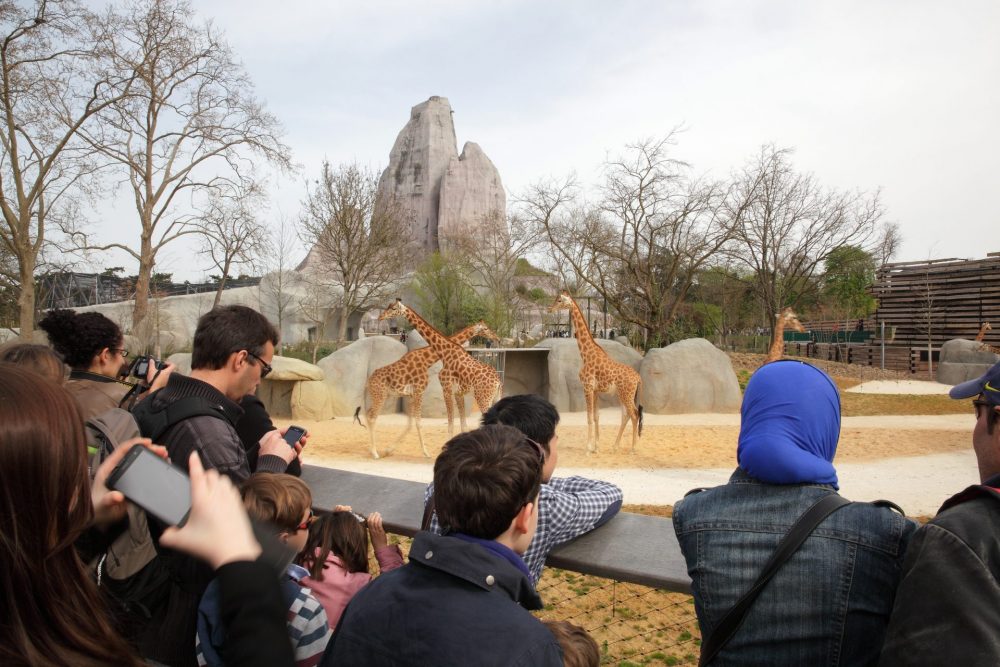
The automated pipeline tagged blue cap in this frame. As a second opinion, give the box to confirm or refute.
[949,360,1000,405]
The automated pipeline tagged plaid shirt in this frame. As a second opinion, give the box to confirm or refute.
[424,476,623,583]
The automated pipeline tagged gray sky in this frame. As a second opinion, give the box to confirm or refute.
[94,0,1000,280]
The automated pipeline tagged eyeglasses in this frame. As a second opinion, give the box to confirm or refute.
[295,509,316,532]
[246,351,272,378]
[524,437,547,467]
[112,348,129,358]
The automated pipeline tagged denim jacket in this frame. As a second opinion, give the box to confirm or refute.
[673,468,917,667]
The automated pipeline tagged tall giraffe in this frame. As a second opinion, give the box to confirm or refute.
[763,307,806,364]
[549,292,643,454]
[976,322,992,349]
[354,320,499,459]
[380,299,503,434]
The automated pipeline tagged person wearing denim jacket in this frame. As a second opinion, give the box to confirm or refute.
[673,360,917,666]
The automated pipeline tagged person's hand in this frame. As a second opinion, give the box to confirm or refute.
[280,425,308,456]
[258,429,300,464]
[147,360,176,392]
[91,438,166,529]
[159,453,262,569]
[367,512,388,550]
[333,505,352,512]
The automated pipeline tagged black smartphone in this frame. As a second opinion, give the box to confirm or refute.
[106,446,191,526]
[283,425,306,448]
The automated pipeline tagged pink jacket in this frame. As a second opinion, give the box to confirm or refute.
[302,544,404,629]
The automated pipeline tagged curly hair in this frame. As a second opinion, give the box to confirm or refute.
[38,309,123,369]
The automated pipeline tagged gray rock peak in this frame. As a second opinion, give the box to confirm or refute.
[376,96,505,257]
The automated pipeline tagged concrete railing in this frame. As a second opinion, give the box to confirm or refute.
[300,464,692,593]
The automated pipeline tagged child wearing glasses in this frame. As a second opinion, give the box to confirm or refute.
[196,473,332,667]
[299,508,404,629]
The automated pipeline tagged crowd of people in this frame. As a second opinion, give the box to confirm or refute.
[1,302,998,666]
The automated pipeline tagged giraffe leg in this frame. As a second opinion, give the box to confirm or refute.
[365,386,387,460]
[442,378,456,435]
[456,390,469,433]
[612,399,629,453]
[584,389,598,454]
[409,392,429,458]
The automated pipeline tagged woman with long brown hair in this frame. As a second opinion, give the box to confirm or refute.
[0,365,295,667]
[0,364,146,666]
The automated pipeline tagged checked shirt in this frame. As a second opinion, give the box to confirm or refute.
[424,476,623,583]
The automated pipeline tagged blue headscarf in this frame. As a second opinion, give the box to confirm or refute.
[737,360,841,488]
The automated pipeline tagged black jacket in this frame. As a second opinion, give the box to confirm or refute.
[880,484,1000,666]
[322,531,563,667]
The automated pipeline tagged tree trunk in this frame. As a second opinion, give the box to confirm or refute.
[17,251,36,340]
[337,303,349,343]
[132,235,154,339]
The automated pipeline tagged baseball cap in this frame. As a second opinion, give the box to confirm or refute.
[949,360,1000,405]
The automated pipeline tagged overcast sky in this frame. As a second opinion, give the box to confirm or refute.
[93,0,1000,280]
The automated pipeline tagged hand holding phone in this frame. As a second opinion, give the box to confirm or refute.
[106,445,192,526]
[283,425,307,448]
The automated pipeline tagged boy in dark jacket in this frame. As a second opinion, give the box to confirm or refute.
[321,425,563,667]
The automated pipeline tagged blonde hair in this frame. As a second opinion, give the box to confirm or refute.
[0,343,66,383]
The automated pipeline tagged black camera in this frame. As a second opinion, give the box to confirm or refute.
[129,354,166,378]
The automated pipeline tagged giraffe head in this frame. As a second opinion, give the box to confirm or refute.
[776,307,806,333]
[549,291,574,313]
[472,320,500,343]
[379,299,407,321]
[985,322,993,333]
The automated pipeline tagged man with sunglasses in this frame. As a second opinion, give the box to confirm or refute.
[880,360,1000,665]
[132,305,305,667]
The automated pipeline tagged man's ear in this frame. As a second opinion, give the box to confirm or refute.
[512,501,535,537]
[229,350,247,373]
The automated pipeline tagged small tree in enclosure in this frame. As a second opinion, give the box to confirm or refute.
[298,160,413,343]
[412,251,473,334]
[728,145,896,345]
[74,0,291,342]
[822,245,878,320]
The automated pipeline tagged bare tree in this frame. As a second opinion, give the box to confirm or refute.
[0,0,131,336]
[193,181,270,307]
[296,267,338,363]
[526,136,751,348]
[298,160,413,343]
[74,0,291,341]
[258,214,297,352]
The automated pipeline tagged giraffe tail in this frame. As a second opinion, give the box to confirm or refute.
[353,406,364,426]
[635,385,644,437]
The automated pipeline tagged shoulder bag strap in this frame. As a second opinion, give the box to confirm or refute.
[699,493,852,666]
[420,493,436,532]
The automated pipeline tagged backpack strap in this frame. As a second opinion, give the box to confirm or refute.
[421,493,436,532]
[699,493,852,666]
[133,395,229,443]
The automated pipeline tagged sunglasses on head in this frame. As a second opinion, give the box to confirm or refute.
[524,437,547,467]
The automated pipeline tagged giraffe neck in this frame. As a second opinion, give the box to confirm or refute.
[767,318,785,360]
[402,307,462,354]
[567,299,596,352]
[977,324,990,342]
[451,325,482,345]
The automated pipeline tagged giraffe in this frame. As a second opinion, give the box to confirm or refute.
[380,299,503,435]
[763,307,806,364]
[976,322,992,343]
[354,320,499,459]
[549,291,643,454]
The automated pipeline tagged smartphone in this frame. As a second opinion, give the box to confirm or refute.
[106,446,191,526]
[283,425,306,448]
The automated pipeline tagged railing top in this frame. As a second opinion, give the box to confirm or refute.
[300,465,692,594]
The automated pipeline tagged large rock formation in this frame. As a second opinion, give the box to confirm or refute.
[318,336,408,416]
[536,338,643,413]
[639,338,741,414]
[437,142,506,248]
[938,338,999,385]
[375,96,505,256]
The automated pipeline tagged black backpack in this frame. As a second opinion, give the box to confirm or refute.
[130,394,230,442]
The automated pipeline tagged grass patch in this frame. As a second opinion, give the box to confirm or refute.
[840,393,964,416]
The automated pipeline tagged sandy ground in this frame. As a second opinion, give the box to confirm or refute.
[846,379,953,394]
[285,404,975,517]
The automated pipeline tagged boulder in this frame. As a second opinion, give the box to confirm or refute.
[318,336,407,417]
[406,329,428,351]
[536,338,642,413]
[938,338,999,385]
[267,356,324,382]
[639,338,741,414]
[166,352,192,374]
[292,380,334,421]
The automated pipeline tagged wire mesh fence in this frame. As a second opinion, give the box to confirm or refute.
[534,567,701,666]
